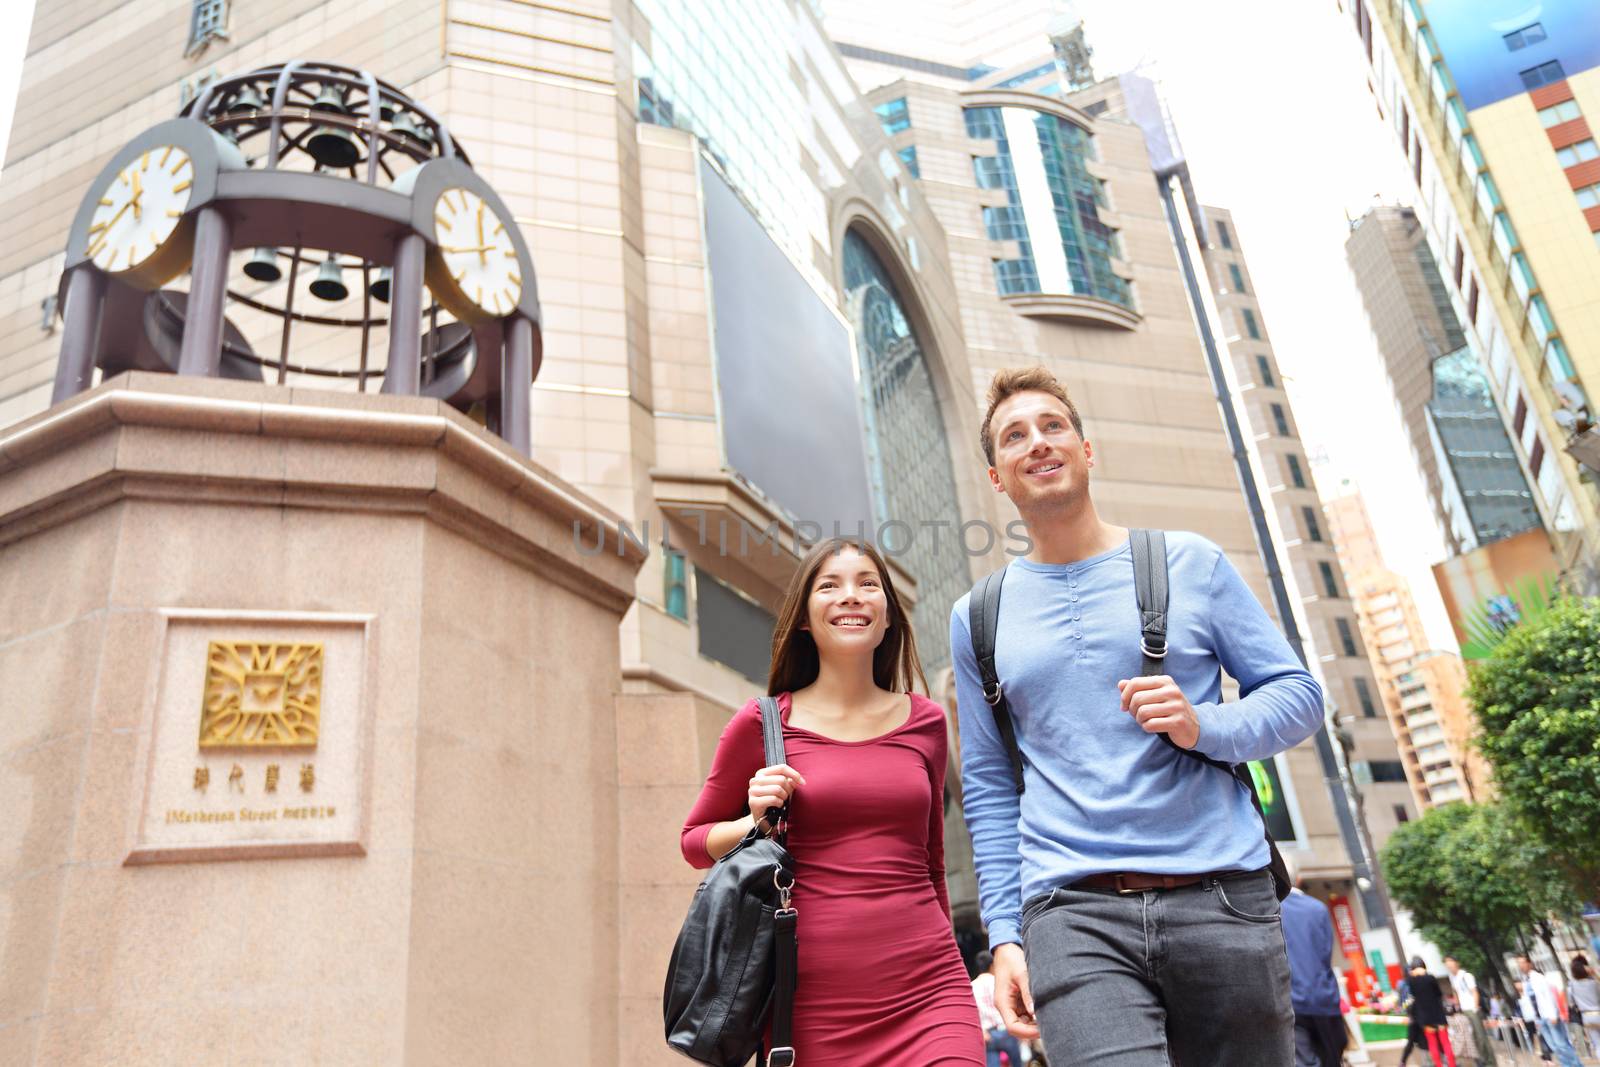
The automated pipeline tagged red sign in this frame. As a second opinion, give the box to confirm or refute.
[1329,895,1364,957]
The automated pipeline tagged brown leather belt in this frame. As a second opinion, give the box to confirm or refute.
[1071,870,1239,894]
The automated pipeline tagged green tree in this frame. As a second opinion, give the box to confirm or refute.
[1379,803,1529,992]
[1467,596,1600,900]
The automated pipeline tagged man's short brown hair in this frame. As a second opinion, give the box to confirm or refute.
[979,365,1084,466]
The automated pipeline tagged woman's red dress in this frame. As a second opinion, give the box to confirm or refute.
[681,691,983,1065]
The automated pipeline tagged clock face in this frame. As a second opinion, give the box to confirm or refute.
[88,146,194,276]
[432,187,521,318]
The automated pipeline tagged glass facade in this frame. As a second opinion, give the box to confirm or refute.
[843,230,969,669]
[965,106,1130,306]
[1427,347,1541,545]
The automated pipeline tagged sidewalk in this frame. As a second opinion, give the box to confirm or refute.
[1362,1035,1600,1066]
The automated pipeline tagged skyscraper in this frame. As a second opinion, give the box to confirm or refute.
[1201,205,1417,850]
[1326,486,1492,808]
[1341,0,1600,596]
[1346,204,1541,554]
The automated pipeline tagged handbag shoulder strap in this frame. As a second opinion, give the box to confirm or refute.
[756,694,797,1067]
[756,695,790,839]
[1130,529,1292,898]
[968,568,1026,795]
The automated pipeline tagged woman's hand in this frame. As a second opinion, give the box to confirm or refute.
[747,763,806,828]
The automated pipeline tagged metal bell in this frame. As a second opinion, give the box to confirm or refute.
[369,267,392,303]
[306,124,360,168]
[390,111,433,148]
[227,85,266,114]
[308,256,349,301]
[310,83,349,115]
[243,247,283,283]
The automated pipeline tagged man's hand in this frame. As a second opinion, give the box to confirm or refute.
[1118,674,1200,750]
[991,943,1039,1040]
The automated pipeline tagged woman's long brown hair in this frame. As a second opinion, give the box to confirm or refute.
[767,536,929,697]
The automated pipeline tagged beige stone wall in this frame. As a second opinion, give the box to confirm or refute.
[0,375,641,1064]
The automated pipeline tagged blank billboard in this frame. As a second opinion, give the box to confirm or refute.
[700,156,875,533]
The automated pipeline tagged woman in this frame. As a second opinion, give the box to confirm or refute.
[1407,958,1458,1067]
[680,537,983,1064]
[1570,957,1600,1060]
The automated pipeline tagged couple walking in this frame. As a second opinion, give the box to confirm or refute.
[680,367,1325,1065]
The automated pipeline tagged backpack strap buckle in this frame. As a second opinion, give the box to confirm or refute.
[982,681,1004,706]
[767,1047,796,1067]
[1140,638,1166,660]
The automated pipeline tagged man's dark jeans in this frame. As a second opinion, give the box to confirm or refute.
[1021,869,1294,1066]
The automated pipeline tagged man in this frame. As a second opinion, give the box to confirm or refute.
[1445,954,1497,1065]
[952,366,1324,1065]
[1280,876,1348,1067]
[1519,954,1583,1067]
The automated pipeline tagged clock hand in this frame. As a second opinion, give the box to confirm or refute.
[438,244,494,253]
[87,200,133,257]
[130,169,143,220]
[475,202,487,266]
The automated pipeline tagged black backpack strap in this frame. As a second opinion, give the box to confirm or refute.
[757,695,798,1065]
[1131,528,1169,677]
[969,569,1026,795]
[1130,530,1292,899]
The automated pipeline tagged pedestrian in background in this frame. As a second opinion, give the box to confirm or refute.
[972,950,1025,1067]
[1407,957,1458,1067]
[1446,994,1481,1066]
[1568,957,1600,1061]
[1518,955,1581,1067]
[1280,877,1347,1067]
[1446,955,1496,1066]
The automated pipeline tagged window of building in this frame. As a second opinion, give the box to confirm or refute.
[1538,99,1583,127]
[1217,220,1233,249]
[1318,561,1340,599]
[1452,239,1464,288]
[1228,263,1247,293]
[896,145,920,178]
[964,105,1130,307]
[1513,394,1528,437]
[1286,453,1306,488]
[1242,307,1261,340]
[1467,276,1479,325]
[1503,22,1547,50]
[638,76,675,127]
[1557,139,1599,167]
[186,0,229,55]
[1336,617,1361,657]
[1303,506,1323,542]
[1256,355,1275,387]
[694,566,776,683]
[875,97,911,135]
[663,549,688,620]
[1370,760,1408,783]
[1394,804,1411,824]
[1355,677,1378,718]
[1272,402,1290,436]
[842,229,968,668]
[1576,182,1600,209]
[1530,437,1545,478]
[1519,60,1566,90]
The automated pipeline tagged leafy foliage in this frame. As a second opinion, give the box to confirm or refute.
[1378,801,1583,990]
[1467,596,1600,899]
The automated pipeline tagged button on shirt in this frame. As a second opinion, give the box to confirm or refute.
[951,533,1324,949]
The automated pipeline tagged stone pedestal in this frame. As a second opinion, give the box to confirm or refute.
[0,374,643,1065]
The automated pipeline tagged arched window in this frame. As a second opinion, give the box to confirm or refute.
[842,229,970,668]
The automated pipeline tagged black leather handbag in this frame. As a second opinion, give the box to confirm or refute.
[663,695,799,1067]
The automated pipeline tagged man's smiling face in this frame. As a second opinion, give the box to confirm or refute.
[987,389,1094,512]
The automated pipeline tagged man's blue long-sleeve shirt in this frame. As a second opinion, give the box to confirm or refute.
[950,532,1324,949]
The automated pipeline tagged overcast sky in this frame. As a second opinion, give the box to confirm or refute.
[0,0,1457,648]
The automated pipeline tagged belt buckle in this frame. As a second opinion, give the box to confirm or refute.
[1114,873,1140,895]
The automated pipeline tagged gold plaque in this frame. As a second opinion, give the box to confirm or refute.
[199,642,322,749]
